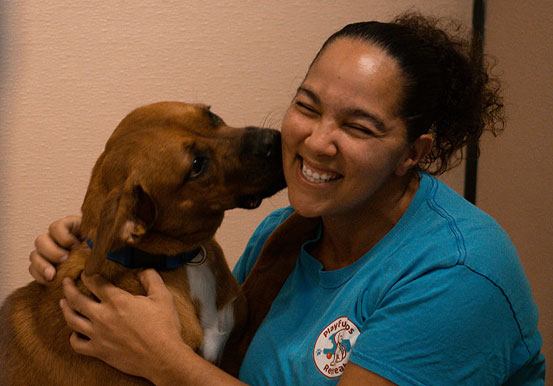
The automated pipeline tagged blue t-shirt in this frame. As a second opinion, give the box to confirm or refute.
[233,173,545,385]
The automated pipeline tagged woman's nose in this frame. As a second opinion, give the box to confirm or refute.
[304,119,338,157]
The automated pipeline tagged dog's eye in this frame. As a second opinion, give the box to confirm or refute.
[207,111,225,127]
[190,156,209,179]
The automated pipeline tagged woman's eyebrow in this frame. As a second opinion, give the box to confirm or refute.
[296,87,320,104]
[343,107,386,132]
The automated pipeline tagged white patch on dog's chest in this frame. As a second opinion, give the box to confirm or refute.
[186,262,235,363]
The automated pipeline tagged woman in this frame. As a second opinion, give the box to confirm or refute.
[29,13,545,385]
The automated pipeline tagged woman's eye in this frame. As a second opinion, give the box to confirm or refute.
[296,101,319,115]
[345,124,376,137]
[190,156,209,179]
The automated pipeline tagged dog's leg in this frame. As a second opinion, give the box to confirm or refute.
[186,263,235,364]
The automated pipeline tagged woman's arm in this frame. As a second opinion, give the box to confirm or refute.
[151,342,248,386]
[60,269,247,386]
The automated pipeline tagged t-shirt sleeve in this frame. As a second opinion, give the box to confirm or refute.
[349,265,531,386]
[232,207,295,285]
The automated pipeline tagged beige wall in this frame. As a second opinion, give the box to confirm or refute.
[481,0,553,382]
[0,0,470,298]
[1,0,549,381]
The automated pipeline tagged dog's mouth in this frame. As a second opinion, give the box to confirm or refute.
[237,195,264,209]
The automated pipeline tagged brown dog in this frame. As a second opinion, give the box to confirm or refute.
[0,101,286,386]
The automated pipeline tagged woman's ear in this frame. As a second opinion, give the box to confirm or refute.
[395,134,433,176]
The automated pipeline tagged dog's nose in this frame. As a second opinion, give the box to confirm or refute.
[242,128,281,158]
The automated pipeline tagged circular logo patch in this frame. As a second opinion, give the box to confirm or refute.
[313,316,360,378]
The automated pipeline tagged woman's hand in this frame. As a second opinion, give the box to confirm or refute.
[29,215,82,283]
[60,269,185,381]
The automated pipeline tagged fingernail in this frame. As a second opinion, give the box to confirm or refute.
[59,298,65,309]
[44,267,55,281]
[60,254,69,263]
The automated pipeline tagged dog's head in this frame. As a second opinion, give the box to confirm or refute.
[80,102,286,275]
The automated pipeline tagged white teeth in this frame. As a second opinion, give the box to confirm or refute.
[302,164,340,183]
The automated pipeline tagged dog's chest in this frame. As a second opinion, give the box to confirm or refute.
[186,263,235,363]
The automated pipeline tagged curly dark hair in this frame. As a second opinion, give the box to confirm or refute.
[314,12,505,175]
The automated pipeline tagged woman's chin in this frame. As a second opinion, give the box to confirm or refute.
[288,195,326,218]
[292,207,322,218]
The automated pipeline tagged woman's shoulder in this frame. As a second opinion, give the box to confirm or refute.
[417,173,514,255]
[410,174,542,358]
[421,174,518,265]
[414,174,527,299]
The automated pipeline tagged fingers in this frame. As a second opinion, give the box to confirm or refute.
[81,273,128,303]
[29,234,68,283]
[34,233,70,264]
[29,251,55,284]
[60,298,93,338]
[29,215,82,283]
[138,269,169,299]
[69,331,96,357]
[61,277,113,360]
[62,277,100,320]
[49,215,83,249]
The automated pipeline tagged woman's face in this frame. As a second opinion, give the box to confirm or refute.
[281,38,414,219]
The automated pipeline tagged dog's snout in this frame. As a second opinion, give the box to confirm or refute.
[258,130,279,158]
[242,127,281,158]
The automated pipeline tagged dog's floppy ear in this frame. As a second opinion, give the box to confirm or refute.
[84,177,156,276]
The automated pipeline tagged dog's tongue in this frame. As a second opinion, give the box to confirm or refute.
[239,195,262,209]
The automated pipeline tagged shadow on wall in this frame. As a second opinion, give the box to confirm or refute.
[0,2,15,295]
[0,1,6,259]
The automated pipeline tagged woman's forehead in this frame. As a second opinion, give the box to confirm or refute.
[312,38,400,74]
[302,38,405,117]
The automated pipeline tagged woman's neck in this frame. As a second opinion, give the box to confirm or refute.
[312,172,420,271]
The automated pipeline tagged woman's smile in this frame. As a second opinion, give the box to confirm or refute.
[299,157,342,184]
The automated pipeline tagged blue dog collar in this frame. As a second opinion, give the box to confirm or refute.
[86,239,206,270]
